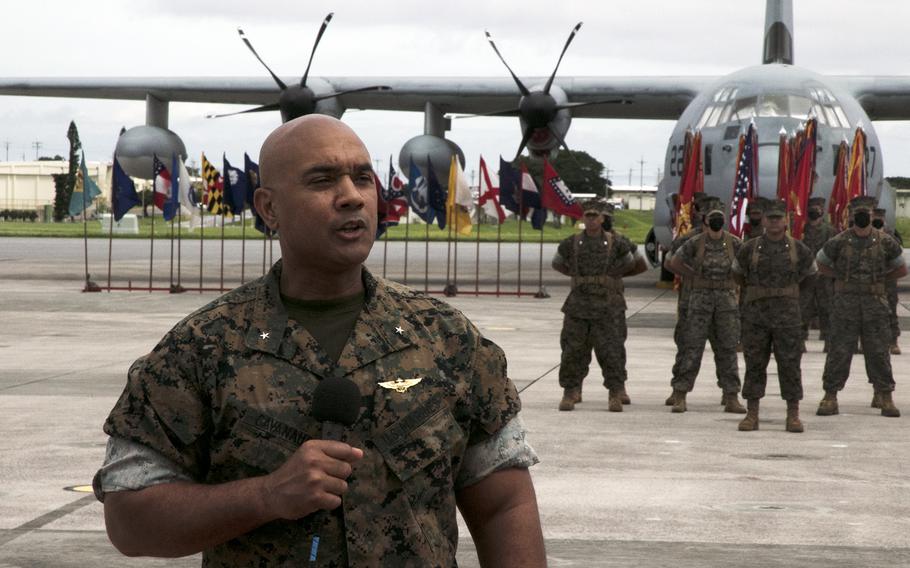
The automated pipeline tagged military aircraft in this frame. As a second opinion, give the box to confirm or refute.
[1,0,907,268]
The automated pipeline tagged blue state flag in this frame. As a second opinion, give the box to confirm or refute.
[426,156,447,229]
[244,153,272,235]
[223,155,249,215]
[498,157,523,215]
[68,154,103,217]
[407,157,435,224]
[111,156,140,221]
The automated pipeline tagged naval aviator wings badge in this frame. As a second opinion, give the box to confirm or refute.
[378,377,422,393]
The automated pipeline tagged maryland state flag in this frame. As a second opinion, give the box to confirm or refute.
[201,153,227,215]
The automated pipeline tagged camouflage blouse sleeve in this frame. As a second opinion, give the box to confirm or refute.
[882,233,907,270]
[733,239,753,277]
[818,235,841,269]
[464,327,522,447]
[795,239,819,280]
[552,235,573,271]
[674,235,698,267]
[102,324,211,480]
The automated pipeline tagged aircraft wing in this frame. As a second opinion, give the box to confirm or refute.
[836,76,910,120]
[0,76,713,120]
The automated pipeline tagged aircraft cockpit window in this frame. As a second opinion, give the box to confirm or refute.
[697,89,849,129]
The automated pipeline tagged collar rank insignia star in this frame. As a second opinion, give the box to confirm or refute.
[394,326,405,335]
[378,377,422,393]
[259,331,270,340]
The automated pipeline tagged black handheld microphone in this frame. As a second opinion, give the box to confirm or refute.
[312,376,362,440]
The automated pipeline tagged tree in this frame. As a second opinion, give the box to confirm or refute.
[52,173,69,221]
[516,150,611,197]
[38,155,65,161]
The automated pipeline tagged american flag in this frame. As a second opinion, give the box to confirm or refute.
[729,122,758,237]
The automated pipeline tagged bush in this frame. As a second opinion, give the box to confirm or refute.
[0,209,39,222]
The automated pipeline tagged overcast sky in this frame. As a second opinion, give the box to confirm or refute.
[2,0,910,184]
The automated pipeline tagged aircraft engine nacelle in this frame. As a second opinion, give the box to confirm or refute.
[398,134,465,181]
[521,84,571,160]
[115,126,187,180]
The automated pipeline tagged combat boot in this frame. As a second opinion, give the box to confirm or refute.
[671,390,687,413]
[608,390,623,412]
[871,392,882,409]
[879,391,901,418]
[558,388,581,411]
[738,399,759,431]
[665,390,676,406]
[618,387,631,405]
[785,400,804,433]
[816,391,839,416]
[891,342,901,355]
[720,392,727,406]
[724,393,747,414]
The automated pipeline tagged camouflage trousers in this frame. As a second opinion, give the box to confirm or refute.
[887,280,900,340]
[741,321,804,401]
[822,293,896,393]
[800,274,832,340]
[674,299,731,387]
[559,311,628,391]
[671,306,741,393]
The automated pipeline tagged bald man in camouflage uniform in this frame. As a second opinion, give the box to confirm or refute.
[816,196,908,418]
[733,200,817,432]
[666,198,744,413]
[873,207,902,355]
[94,116,545,567]
[800,197,836,346]
[553,198,647,412]
[663,194,746,413]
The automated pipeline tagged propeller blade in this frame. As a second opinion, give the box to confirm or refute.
[301,12,334,87]
[513,126,536,161]
[485,30,530,97]
[313,84,392,102]
[451,108,522,119]
[543,22,582,94]
[553,98,631,111]
[238,28,287,90]
[205,103,281,119]
[549,127,574,156]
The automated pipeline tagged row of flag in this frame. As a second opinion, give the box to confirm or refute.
[673,119,869,240]
[374,154,585,238]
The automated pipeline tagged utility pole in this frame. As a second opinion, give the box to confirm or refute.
[628,168,633,185]
[373,158,382,175]
[32,141,43,160]
[3,141,9,162]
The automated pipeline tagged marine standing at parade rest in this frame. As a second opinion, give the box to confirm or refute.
[663,194,746,413]
[873,207,903,355]
[741,198,766,241]
[816,196,908,418]
[666,198,745,414]
[799,197,836,346]
[733,200,817,432]
[552,198,648,412]
[94,115,546,567]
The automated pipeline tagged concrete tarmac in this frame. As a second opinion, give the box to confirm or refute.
[1,237,909,567]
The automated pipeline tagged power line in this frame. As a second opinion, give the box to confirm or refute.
[32,141,43,160]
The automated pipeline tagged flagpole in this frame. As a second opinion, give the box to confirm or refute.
[444,212,453,295]
[81,175,99,292]
[219,211,225,292]
[240,209,247,284]
[475,204,481,295]
[452,213,459,296]
[517,184,524,296]
[262,231,268,276]
[424,220,430,294]
[382,223,389,279]
[535,212,549,298]
[106,206,114,292]
[199,204,205,293]
[496,221,502,297]
[177,207,183,290]
[169,214,175,289]
[149,178,155,293]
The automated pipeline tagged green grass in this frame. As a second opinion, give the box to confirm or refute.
[896,217,909,240]
[0,210,656,244]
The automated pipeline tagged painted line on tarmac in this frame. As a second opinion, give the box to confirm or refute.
[0,361,129,393]
[0,494,96,547]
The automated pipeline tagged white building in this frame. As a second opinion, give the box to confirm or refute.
[0,161,112,211]
[608,184,658,210]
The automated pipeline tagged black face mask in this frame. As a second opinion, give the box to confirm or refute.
[601,217,613,231]
[853,211,871,228]
[872,219,885,229]
[808,210,822,220]
[748,216,762,227]
[708,217,725,232]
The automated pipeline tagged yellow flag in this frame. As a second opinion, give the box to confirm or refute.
[446,155,474,236]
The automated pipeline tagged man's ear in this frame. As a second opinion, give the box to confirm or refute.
[253,187,280,231]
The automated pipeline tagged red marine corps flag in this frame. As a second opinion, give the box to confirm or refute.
[541,160,583,219]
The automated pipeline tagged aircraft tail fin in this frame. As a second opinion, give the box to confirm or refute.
[763,0,793,65]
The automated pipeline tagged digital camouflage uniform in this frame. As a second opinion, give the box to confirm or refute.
[799,204,837,341]
[874,209,903,349]
[735,231,817,404]
[817,218,906,416]
[101,261,524,567]
[670,230,743,397]
[554,227,638,396]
